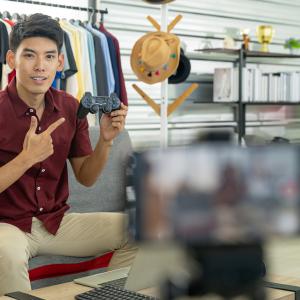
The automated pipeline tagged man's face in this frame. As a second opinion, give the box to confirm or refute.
[6,36,64,97]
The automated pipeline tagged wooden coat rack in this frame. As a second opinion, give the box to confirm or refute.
[132,15,199,118]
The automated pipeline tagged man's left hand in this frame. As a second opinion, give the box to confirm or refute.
[100,103,128,142]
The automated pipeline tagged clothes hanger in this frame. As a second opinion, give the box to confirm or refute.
[20,14,28,21]
[88,7,96,25]
[76,19,84,26]
[12,12,22,22]
[2,11,12,20]
[99,9,108,27]
[100,11,104,25]
[76,6,84,26]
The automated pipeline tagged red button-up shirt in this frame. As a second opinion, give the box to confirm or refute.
[0,79,93,234]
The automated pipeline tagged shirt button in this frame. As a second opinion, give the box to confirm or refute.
[41,169,46,173]
[29,108,34,113]
[26,112,29,116]
[39,207,44,212]
[37,186,41,191]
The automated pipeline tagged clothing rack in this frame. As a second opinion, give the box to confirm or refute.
[2,0,108,14]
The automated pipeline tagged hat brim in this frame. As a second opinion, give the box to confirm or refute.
[131,31,180,85]
[168,51,191,84]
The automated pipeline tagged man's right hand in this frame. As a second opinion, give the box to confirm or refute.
[22,116,65,166]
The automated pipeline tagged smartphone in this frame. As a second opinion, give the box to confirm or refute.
[4,291,45,300]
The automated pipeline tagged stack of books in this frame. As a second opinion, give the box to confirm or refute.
[213,67,300,103]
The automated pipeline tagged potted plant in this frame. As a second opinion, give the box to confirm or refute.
[284,38,300,54]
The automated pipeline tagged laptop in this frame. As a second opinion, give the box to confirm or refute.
[74,243,187,292]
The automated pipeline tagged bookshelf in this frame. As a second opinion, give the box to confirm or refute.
[193,48,300,144]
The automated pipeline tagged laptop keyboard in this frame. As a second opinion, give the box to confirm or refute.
[100,277,127,288]
[75,285,158,300]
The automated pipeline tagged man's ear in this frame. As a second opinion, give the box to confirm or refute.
[6,50,16,70]
[57,53,64,72]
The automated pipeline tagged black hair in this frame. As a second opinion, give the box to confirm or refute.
[9,13,63,53]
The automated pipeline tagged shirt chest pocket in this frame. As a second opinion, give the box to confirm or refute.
[50,135,71,166]
[43,120,73,165]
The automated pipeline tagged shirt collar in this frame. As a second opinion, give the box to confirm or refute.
[7,77,60,117]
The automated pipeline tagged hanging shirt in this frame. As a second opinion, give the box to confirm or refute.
[0,20,9,64]
[60,20,84,100]
[99,24,128,106]
[86,23,115,95]
[99,28,120,99]
[3,18,14,27]
[85,26,97,96]
[86,23,108,96]
[51,71,62,89]
[62,29,79,97]
[60,31,78,91]
[72,21,93,95]
[0,19,12,90]
[3,19,15,84]
[8,69,16,83]
[61,35,70,78]
[0,20,9,88]
[70,21,96,126]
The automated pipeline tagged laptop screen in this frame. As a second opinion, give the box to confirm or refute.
[133,145,300,244]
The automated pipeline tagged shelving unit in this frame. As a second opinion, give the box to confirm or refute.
[193,48,300,144]
[189,49,300,66]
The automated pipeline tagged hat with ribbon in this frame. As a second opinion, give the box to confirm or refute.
[131,31,180,84]
[142,0,175,4]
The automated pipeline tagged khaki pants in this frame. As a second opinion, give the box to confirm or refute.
[0,212,137,295]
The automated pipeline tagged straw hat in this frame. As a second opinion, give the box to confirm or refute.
[142,0,175,4]
[131,31,180,84]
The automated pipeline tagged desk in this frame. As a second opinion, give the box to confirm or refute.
[0,277,296,300]
[0,282,158,300]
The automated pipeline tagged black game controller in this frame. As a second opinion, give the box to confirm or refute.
[77,92,121,119]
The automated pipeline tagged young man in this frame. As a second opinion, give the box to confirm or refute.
[0,14,136,295]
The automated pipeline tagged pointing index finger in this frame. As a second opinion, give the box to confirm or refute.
[45,117,65,135]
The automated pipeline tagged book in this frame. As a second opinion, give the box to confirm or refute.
[214,67,300,103]
[213,68,235,102]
